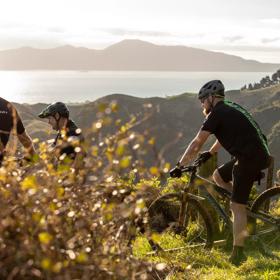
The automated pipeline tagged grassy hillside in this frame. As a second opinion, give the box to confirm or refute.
[0,98,279,279]
[14,84,280,172]
[135,240,280,280]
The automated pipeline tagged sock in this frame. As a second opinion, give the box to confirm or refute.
[232,245,244,256]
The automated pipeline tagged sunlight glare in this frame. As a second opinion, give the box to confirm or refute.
[0,72,25,103]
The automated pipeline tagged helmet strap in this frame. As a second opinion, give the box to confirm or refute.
[54,114,61,130]
[207,95,214,112]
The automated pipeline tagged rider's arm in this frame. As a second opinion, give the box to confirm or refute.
[209,139,221,155]
[17,131,36,156]
[10,104,36,157]
[178,129,211,166]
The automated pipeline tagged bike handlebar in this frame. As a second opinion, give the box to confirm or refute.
[169,164,199,178]
[180,165,198,173]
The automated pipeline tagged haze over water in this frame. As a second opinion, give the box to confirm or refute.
[0,71,272,104]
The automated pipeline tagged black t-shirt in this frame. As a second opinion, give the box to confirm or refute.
[201,100,269,161]
[54,119,84,158]
[0,97,25,148]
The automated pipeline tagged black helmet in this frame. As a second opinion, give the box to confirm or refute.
[38,102,69,118]
[198,80,225,100]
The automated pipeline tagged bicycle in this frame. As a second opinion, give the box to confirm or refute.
[142,163,280,256]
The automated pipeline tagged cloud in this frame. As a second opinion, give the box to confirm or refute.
[47,27,66,34]
[101,28,173,37]
[261,37,280,44]
[260,18,280,25]
[223,36,244,43]
[208,44,280,53]
[0,34,64,50]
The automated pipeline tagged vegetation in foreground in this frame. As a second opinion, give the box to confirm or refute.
[0,102,279,279]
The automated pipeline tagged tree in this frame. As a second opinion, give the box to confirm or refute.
[272,72,278,84]
[260,78,267,88]
[277,69,280,79]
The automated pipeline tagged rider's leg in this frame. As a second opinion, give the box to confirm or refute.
[213,159,236,192]
[229,201,248,265]
[230,201,248,246]
[213,169,233,192]
[229,160,260,265]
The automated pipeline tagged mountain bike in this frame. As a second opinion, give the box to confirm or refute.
[143,164,280,256]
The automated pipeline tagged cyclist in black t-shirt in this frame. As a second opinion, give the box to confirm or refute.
[38,102,84,163]
[0,97,35,165]
[174,80,270,266]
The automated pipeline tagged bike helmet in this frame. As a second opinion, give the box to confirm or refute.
[38,102,69,118]
[198,80,225,100]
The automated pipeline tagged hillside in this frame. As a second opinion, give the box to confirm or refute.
[0,40,279,71]
[14,84,280,173]
[3,84,280,279]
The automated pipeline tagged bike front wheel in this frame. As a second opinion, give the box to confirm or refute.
[249,187,280,253]
[146,193,213,252]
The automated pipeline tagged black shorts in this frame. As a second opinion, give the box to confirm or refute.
[218,156,269,205]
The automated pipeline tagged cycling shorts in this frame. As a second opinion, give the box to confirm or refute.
[217,156,270,205]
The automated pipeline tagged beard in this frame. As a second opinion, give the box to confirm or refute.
[203,107,211,116]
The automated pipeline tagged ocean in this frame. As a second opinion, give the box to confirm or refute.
[0,71,272,104]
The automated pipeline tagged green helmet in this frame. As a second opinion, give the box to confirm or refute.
[38,102,69,118]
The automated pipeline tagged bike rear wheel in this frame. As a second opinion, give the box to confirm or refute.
[146,193,213,252]
[249,187,280,253]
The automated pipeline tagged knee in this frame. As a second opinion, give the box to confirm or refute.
[213,169,222,185]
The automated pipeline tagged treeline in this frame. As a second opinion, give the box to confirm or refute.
[241,69,280,91]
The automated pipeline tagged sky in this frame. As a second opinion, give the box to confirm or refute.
[1,0,280,63]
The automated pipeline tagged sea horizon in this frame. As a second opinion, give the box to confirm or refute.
[0,70,273,104]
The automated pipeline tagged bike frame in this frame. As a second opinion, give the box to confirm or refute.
[179,166,279,239]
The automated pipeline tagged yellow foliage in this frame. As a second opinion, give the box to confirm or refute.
[98,103,107,113]
[111,102,119,112]
[32,212,42,222]
[91,146,99,157]
[41,258,52,270]
[49,202,57,211]
[115,119,121,126]
[76,252,88,263]
[56,187,65,198]
[21,175,37,191]
[120,156,131,169]
[52,262,63,273]
[120,125,127,133]
[148,137,155,145]
[0,187,10,198]
[149,166,160,176]
[0,109,176,278]
[116,145,125,157]
[38,232,53,245]
[41,153,48,161]
[106,151,113,162]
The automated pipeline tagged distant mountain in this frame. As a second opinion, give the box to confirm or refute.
[0,40,279,71]
[14,84,280,173]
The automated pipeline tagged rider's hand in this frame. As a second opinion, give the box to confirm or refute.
[194,151,212,166]
[169,166,182,178]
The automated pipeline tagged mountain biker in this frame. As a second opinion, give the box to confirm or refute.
[172,80,270,266]
[38,102,84,164]
[0,97,36,165]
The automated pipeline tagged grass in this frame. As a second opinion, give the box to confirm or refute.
[133,234,280,280]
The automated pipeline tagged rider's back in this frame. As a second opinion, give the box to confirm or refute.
[201,100,269,164]
[0,97,25,148]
